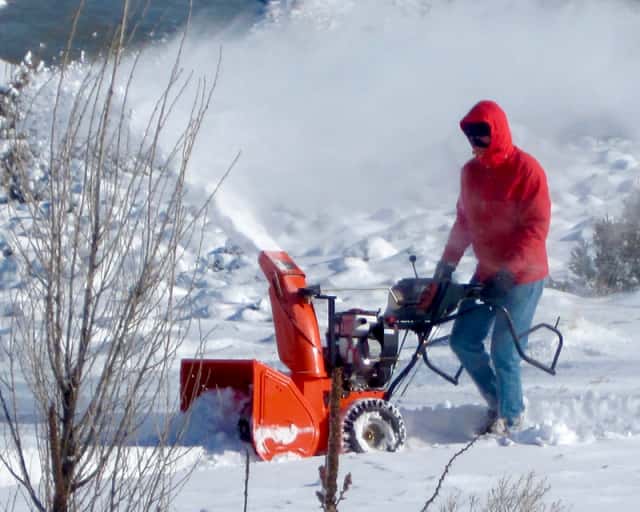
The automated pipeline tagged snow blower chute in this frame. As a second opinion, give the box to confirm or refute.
[180,251,563,461]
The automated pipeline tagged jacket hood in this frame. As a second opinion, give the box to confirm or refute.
[460,100,513,168]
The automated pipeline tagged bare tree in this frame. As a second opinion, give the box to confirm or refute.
[0,2,228,510]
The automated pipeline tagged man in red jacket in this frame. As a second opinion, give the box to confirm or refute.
[434,100,551,434]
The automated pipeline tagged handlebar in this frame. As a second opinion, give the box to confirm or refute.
[385,281,564,398]
[300,279,563,396]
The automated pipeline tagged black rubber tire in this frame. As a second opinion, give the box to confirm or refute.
[237,417,252,443]
[342,399,406,453]
[237,400,253,443]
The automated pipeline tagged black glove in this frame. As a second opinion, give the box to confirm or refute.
[481,269,515,300]
[433,260,456,281]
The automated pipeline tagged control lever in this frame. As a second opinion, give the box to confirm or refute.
[409,254,419,278]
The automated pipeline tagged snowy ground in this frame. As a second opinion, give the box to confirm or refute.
[2,0,640,510]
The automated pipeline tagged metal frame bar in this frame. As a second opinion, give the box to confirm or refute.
[385,297,563,400]
[303,284,563,402]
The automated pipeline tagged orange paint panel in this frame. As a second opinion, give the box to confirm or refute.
[252,364,320,460]
[259,252,327,377]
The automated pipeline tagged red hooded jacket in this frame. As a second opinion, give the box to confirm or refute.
[441,100,550,284]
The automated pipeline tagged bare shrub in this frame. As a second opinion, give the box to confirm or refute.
[438,472,566,512]
[0,2,229,510]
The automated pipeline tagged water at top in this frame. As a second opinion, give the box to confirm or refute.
[0,0,268,64]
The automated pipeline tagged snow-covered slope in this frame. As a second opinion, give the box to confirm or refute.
[2,0,640,510]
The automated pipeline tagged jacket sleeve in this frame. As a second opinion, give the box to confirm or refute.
[441,197,471,267]
[504,160,551,276]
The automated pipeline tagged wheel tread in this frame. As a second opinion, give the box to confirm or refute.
[342,398,406,453]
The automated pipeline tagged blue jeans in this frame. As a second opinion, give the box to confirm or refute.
[449,279,544,422]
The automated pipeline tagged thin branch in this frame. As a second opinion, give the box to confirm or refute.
[422,434,484,511]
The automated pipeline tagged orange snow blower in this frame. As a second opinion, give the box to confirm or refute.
[180,251,563,461]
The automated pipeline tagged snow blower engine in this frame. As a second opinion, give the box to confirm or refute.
[332,309,397,390]
[180,251,563,460]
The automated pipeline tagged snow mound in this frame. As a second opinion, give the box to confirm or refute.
[527,389,640,442]
[328,257,387,288]
[507,421,579,446]
[402,402,490,445]
[403,386,640,448]
[344,236,399,262]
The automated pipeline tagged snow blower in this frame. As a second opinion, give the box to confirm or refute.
[180,251,563,461]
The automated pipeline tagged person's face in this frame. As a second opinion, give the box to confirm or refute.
[467,135,491,158]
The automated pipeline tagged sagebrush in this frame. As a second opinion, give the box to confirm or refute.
[570,189,640,294]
